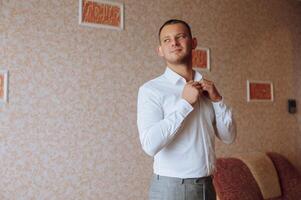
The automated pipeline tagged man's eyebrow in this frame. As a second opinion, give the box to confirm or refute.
[161,33,186,38]
[176,33,187,36]
[161,36,170,40]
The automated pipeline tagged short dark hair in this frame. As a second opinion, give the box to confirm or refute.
[158,19,192,41]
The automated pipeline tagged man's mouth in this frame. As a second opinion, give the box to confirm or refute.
[171,49,182,53]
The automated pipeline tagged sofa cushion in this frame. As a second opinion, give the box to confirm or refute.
[267,152,301,200]
[213,158,264,200]
[237,152,282,199]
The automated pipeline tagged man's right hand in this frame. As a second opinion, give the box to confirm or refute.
[182,81,202,105]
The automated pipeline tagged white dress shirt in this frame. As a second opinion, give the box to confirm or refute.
[137,67,236,178]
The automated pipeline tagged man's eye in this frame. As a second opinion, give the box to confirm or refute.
[164,39,170,43]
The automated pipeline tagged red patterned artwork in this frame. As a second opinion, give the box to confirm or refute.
[0,74,4,99]
[248,81,273,101]
[0,70,8,103]
[192,47,210,71]
[80,0,123,30]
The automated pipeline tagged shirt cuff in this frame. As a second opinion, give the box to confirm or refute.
[177,99,194,117]
[212,98,226,112]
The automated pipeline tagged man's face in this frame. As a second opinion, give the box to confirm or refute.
[158,23,197,66]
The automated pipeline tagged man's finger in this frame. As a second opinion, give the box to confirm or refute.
[192,81,200,86]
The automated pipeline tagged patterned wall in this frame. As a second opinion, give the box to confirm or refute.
[294,2,301,174]
[0,0,300,199]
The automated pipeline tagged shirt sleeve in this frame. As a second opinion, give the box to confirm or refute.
[137,86,193,157]
[212,99,237,144]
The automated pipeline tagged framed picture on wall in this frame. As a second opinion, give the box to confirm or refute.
[79,0,124,30]
[247,80,274,102]
[192,47,210,72]
[0,70,8,103]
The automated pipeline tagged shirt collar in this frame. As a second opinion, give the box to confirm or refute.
[164,67,203,85]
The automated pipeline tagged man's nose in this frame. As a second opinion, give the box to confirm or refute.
[171,38,179,46]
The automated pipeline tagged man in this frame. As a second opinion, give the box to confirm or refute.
[137,19,236,200]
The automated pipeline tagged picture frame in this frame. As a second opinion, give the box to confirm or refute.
[79,0,124,30]
[192,47,210,72]
[0,70,8,103]
[247,80,274,102]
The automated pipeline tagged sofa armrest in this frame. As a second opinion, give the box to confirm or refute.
[267,152,301,199]
[213,157,264,200]
[237,152,281,199]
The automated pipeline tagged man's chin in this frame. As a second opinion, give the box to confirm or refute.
[167,57,190,65]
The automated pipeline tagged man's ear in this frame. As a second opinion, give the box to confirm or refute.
[192,37,198,49]
[157,46,164,57]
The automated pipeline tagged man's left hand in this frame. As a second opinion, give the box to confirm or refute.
[199,79,222,102]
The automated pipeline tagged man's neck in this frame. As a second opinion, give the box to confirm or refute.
[167,63,194,82]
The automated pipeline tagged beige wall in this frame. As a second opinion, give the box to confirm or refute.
[295,2,301,173]
[0,0,300,199]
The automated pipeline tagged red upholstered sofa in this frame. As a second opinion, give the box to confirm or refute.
[213,152,301,200]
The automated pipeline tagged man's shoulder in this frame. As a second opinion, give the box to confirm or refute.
[139,73,167,93]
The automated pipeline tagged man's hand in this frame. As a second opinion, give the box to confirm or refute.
[199,79,222,102]
[182,81,202,105]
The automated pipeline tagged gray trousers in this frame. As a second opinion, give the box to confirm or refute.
[149,174,216,200]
